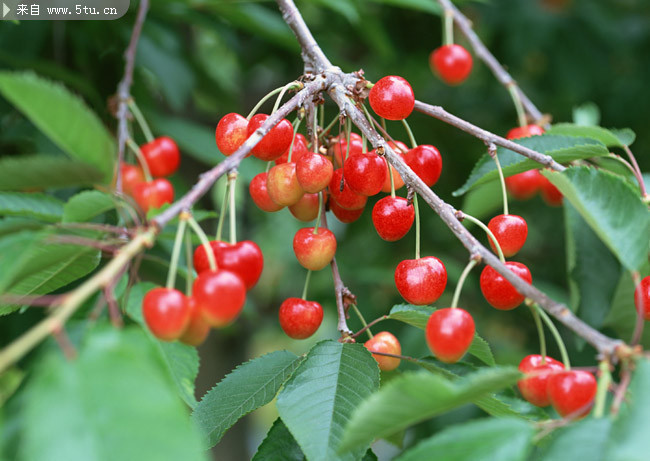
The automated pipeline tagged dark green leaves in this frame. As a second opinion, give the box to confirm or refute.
[0,192,64,222]
[62,191,116,223]
[547,123,635,148]
[0,155,104,191]
[253,419,305,461]
[539,418,612,461]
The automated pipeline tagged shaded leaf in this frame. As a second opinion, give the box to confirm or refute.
[540,418,612,461]
[252,419,305,461]
[0,155,103,191]
[63,190,116,223]
[547,123,633,148]
[0,192,64,222]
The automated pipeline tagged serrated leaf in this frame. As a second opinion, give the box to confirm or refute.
[0,71,115,181]
[546,123,631,148]
[0,155,104,191]
[0,192,64,222]
[396,417,533,461]
[277,341,380,461]
[543,167,650,271]
[453,136,608,196]
[63,190,116,223]
[253,419,305,461]
[192,350,302,448]
[0,217,45,237]
[539,418,612,461]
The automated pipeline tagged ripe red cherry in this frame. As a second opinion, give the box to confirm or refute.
[266,163,304,207]
[505,170,544,200]
[329,168,367,210]
[179,297,211,346]
[132,178,174,213]
[487,214,528,257]
[296,151,334,193]
[278,297,323,339]
[249,172,283,212]
[142,287,191,341]
[293,227,337,271]
[329,200,364,223]
[403,145,443,187]
[369,76,415,121]
[517,355,564,407]
[192,270,246,327]
[394,256,447,305]
[430,44,473,86]
[289,193,321,222]
[275,133,309,165]
[120,162,144,196]
[193,240,264,290]
[377,141,408,193]
[479,262,532,310]
[540,176,563,206]
[344,153,386,196]
[364,331,401,371]
[425,308,475,363]
[247,114,294,161]
[372,196,414,241]
[506,124,545,140]
[331,133,363,167]
[141,136,180,177]
[547,370,598,418]
[634,276,650,321]
[215,113,249,156]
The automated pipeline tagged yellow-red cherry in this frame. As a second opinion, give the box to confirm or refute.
[517,355,564,407]
[249,172,284,212]
[267,163,304,207]
[247,114,294,161]
[289,192,321,222]
[430,44,473,85]
[142,287,191,341]
[179,297,211,347]
[368,76,415,121]
[120,162,145,196]
[371,196,414,242]
[394,256,447,305]
[425,308,475,363]
[547,370,597,418]
[132,178,174,213]
[328,168,367,210]
[329,200,364,224]
[215,113,249,156]
[192,269,246,327]
[479,262,532,310]
[275,133,309,165]
[296,151,334,193]
[278,297,323,339]
[141,136,180,177]
[330,133,363,167]
[634,276,650,321]
[487,214,528,257]
[364,331,401,371]
[293,227,337,271]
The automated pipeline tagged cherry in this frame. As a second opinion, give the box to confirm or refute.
[364,331,401,371]
[517,355,564,407]
[250,172,284,212]
[275,133,309,165]
[547,370,597,418]
[141,136,180,177]
[215,113,249,156]
[132,178,174,213]
[289,193,321,222]
[425,308,475,363]
[540,176,563,206]
[403,145,443,187]
[120,162,144,196]
[505,170,544,200]
[344,153,386,196]
[634,275,650,321]
[296,151,334,193]
[266,163,304,207]
[278,297,323,339]
[179,297,211,346]
[487,214,528,257]
[368,76,415,121]
[479,262,532,310]
[506,124,545,140]
[193,240,264,290]
[430,44,473,86]
[330,133,363,167]
[192,241,222,274]
[142,287,191,341]
[329,200,364,224]
[247,114,294,161]
[394,256,447,305]
[376,141,408,193]
[293,227,337,271]
[192,269,246,327]
[328,168,367,210]
[371,196,414,241]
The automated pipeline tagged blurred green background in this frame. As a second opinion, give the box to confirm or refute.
[1,0,649,459]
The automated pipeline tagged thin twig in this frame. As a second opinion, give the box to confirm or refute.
[622,145,648,199]
[352,315,389,339]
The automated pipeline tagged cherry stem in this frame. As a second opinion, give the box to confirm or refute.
[187,215,217,272]
[127,99,154,143]
[443,8,454,46]
[166,215,188,289]
[507,83,527,128]
[312,107,319,152]
[228,171,238,245]
[318,113,339,140]
[247,83,295,120]
[401,119,418,149]
[529,305,547,361]
[386,157,396,199]
[272,81,301,115]
[593,359,612,419]
[362,133,367,153]
[462,213,506,263]
[414,193,421,259]
[287,117,303,163]
[352,315,388,339]
[451,258,478,308]
[313,191,324,234]
[319,103,325,128]
[126,138,152,182]
[488,143,509,216]
[367,350,417,363]
[533,304,571,370]
[215,178,231,242]
[301,270,312,300]
[344,117,352,163]
[622,145,649,199]
[184,229,193,296]
[350,304,373,339]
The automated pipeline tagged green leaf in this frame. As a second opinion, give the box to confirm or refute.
[543,167,650,271]
[546,123,633,148]
[277,341,380,461]
[0,217,44,237]
[63,190,116,223]
[609,128,636,146]
[461,181,503,222]
[540,418,612,461]
[0,155,103,191]
[20,327,207,461]
[147,113,218,164]
[338,367,521,452]
[252,419,305,461]
[192,350,302,448]
[367,0,442,14]
[453,135,608,196]
[396,417,533,461]
[0,192,64,222]
[0,72,115,181]
[604,270,650,347]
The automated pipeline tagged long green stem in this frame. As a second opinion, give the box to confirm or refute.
[491,148,509,215]
[313,191,324,234]
[401,119,418,149]
[462,213,505,263]
[187,216,217,272]
[385,157,396,198]
[530,305,547,361]
[350,304,372,340]
[126,138,152,182]
[228,173,237,244]
[319,104,324,128]
[414,193,421,259]
[593,360,612,418]
[344,118,352,163]
[287,117,303,163]
[301,270,312,300]
[443,9,454,46]
[272,81,301,115]
[508,84,527,128]
[215,179,231,241]
[247,83,295,120]
[533,304,571,369]
[451,258,478,308]
[128,99,154,143]
[184,229,193,295]
[166,218,187,289]
[318,114,339,140]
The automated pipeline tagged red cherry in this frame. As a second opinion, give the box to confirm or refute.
[328,168,367,210]
[329,200,364,224]
[289,193,321,222]
[140,136,180,177]
[266,163,304,207]
[249,172,283,212]
[330,133,363,167]
[296,151,334,193]
[403,145,443,187]
[215,113,249,156]
[193,241,222,274]
[275,133,309,165]
[132,178,174,213]
[394,256,447,305]
[540,176,563,206]
[430,44,473,86]
[293,227,337,271]
[142,287,191,341]
[278,297,323,339]
[547,370,597,418]
[506,124,545,140]
[364,331,401,371]
[193,240,263,290]
[368,76,415,121]
[517,355,564,407]
[120,162,144,196]
[192,270,246,327]
[505,170,544,200]
[371,196,414,241]
[344,153,386,196]
[377,141,408,193]
[487,214,528,257]
[425,308,475,363]
[247,114,294,161]
[179,297,211,346]
[634,276,650,321]
[479,262,532,310]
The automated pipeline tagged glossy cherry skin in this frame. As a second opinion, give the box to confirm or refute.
[517,355,564,407]
[296,151,334,193]
[289,193,321,222]
[275,133,309,165]
[540,176,563,206]
[247,114,294,161]
[215,113,249,156]
[368,76,415,120]
[120,162,144,196]
[249,172,284,212]
[395,256,447,305]
[142,287,191,341]
[426,308,475,363]
[179,297,211,346]
[331,133,363,167]
[403,145,443,187]
[430,45,473,85]
[634,276,650,321]
[487,214,528,257]
[480,262,532,310]
[505,170,544,200]
[279,297,323,339]
[329,200,364,224]
[376,141,408,193]
[364,331,401,371]
[344,153,386,196]
[293,227,337,271]
[372,196,414,241]
[141,136,180,177]
[547,370,598,418]
[192,270,247,327]
[193,240,264,290]
[329,168,367,210]
[266,163,304,207]
[506,124,545,140]
[132,178,174,213]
